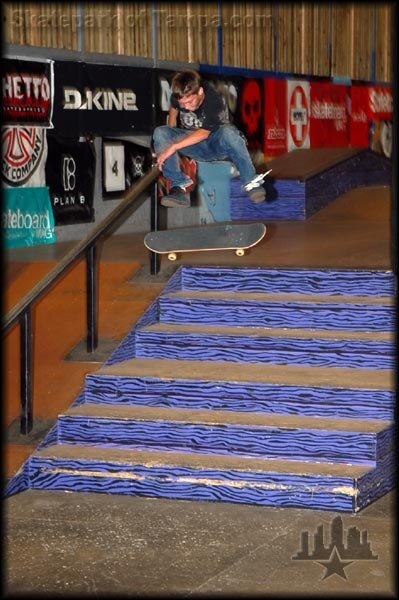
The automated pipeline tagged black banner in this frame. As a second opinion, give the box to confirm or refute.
[102,139,152,199]
[2,57,54,127]
[45,134,95,224]
[52,61,154,137]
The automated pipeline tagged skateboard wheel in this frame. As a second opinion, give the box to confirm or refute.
[168,252,177,261]
[235,248,245,257]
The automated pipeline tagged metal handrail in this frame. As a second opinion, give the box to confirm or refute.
[3,165,159,434]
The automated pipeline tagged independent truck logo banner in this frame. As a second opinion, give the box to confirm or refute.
[2,57,54,128]
[2,126,47,187]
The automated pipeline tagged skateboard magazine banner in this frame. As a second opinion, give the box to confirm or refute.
[45,134,95,224]
[52,61,154,137]
[310,82,349,147]
[2,57,54,128]
[2,186,56,248]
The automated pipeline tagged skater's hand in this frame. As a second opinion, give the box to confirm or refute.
[156,146,175,171]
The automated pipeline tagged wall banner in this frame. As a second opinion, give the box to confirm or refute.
[287,80,310,151]
[2,126,48,188]
[52,61,154,137]
[263,78,288,157]
[310,82,349,147]
[2,57,54,128]
[2,186,56,248]
[45,134,96,224]
[236,77,264,165]
[102,139,153,199]
[367,85,393,120]
[348,84,369,148]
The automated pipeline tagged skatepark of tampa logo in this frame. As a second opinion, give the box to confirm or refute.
[292,516,378,581]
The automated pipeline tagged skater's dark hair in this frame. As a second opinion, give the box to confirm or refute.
[171,70,202,98]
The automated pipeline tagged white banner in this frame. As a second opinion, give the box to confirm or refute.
[2,126,48,188]
[287,80,310,151]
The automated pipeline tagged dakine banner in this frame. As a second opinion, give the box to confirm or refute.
[2,57,54,128]
[45,134,95,224]
[52,61,154,137]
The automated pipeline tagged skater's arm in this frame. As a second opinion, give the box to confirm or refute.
[156,128,210,170]
[167,107,178,127]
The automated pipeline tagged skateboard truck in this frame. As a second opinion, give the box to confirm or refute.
[243,169,272,192]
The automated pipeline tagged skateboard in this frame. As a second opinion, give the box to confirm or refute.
[144,222,266,261]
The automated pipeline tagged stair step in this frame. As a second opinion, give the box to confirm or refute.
[140,323,394,340]
[28,444,372,511]
[165,291,394,304]
[57,404,393,465]
[84,358,394,421]
[159,291,394,331]
[136,324,394,369]
[178,266,396,296]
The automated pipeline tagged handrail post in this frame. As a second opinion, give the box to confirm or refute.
[86,244,98,352]
[150,176,160,275]
[20,307,33,434]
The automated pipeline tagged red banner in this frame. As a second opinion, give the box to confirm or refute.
[367,85,393,120]
[349,84,369,147]
[2,58,54,128]
[310,82,348,147]
[263,78,287,157]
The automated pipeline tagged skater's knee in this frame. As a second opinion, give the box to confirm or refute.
[152,125,172,146]
[217,125,245,146]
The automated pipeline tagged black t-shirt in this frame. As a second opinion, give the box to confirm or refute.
[170,81,230,132]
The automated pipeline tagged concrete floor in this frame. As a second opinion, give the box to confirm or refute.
[4,488,396,596]
[3,184,396,596]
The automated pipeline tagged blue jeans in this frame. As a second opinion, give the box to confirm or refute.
[152,124,256,189]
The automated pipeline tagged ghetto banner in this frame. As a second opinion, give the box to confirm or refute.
[2,57,54,128]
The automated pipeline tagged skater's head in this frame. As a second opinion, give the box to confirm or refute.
[171,70,205,111]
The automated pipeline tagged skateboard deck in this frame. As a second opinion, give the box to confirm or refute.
[144,222,266,261]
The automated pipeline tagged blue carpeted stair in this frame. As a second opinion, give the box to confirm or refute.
[6,265,396,512]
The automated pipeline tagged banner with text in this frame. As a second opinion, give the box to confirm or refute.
[102,139,152,198]
[52,61,154,137]
[310,82,349,147]
[263,78,288,157]
[2,57,54,128]
[2,186,56,248]
[45,134,96,224]
[2,126,48,188]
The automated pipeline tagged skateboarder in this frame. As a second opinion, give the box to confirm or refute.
[153,70,266,208]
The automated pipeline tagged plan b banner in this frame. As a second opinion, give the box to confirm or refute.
[45,134,96,224]
[52,61,154,137]
[2,57,54,128]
